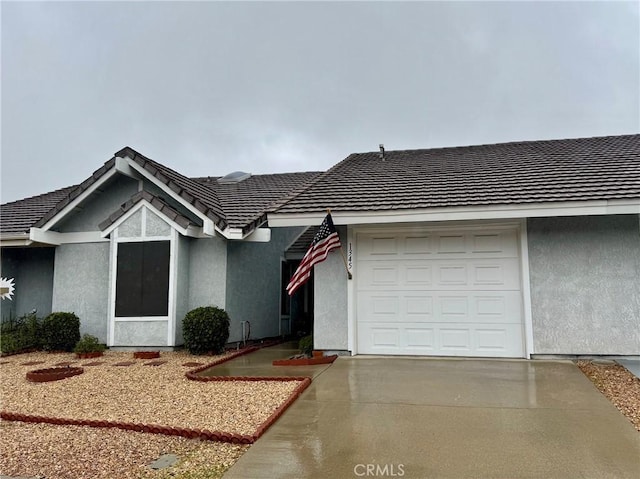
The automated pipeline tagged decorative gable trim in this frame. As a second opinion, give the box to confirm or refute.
[99,191,201,238]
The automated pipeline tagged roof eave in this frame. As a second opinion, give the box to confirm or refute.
[0,233,32,247]
[267,199,640,227]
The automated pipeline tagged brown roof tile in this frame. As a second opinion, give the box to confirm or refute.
[97,191,194,232]
[0,185,78,235]
[118,147,228,230]
[1,148,320,237]
[273,134,640,214]
[193,171,321,233]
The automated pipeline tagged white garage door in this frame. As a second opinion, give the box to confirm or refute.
[356,226,524,357]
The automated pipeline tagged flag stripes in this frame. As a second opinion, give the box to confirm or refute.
[286,214,342,296]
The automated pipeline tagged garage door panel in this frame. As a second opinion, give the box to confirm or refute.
[358,292,520,324]
[357,321,524,357]
[358,230,518,259]
[359,258,520,290]
[356,226,524,358]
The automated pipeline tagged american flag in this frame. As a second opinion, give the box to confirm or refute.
[286,213,342,296]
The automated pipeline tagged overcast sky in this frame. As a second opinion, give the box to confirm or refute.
[1,1,638,203]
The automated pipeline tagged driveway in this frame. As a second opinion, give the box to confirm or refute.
[224,356,640,479]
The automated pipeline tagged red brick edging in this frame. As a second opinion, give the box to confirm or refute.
[2,343,315,444]
[26,367,84,383]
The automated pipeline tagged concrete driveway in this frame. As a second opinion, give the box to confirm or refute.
[225,356,640,479]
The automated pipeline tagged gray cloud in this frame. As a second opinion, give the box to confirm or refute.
[2,1,638,202]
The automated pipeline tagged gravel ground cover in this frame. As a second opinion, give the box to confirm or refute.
[576,360,640,432]
[0,349,299,478]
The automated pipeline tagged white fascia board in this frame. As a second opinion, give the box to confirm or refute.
[30,228,108,245]
[100,200,201,238]
[38,168,120,232]
[242,227,271,242]
[114,156,141,179]
[221,227,272,242]
[125,157,220,238]
[0,234,32,247]
[267,199,640,227]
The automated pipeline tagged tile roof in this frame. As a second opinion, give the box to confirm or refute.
[0,185,78,235]
[193,171,321,233]
[273,134,640,214]
[33,159,117,229]
[1,147,320,237]
[98,190,194,232]
[118,147,228,230]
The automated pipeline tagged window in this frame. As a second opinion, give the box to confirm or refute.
[115,241,170,317]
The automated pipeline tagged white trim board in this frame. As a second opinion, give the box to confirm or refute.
[268,199,640,227]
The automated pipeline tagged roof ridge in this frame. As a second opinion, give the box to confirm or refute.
[267,155,355,214]
[355,133,640,156]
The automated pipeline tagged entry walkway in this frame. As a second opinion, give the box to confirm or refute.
[224,356,640,479]
[199,342,332,379]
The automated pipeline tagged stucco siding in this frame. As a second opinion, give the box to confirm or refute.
[0,247,55,320]
[528,215,640,355]
[55,175,139,233]
[226,227,304,343]
[52,243,110,342]
[313,226,349,351]
[188,236,227,312]
[114,321,168,346]
[174,235,190,345]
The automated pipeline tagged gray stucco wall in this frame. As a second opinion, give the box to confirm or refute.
[313,226,349,351]
[528,215,640,355]
[188,236,227,312]
[175,235,190,345]
[0,247,55,320]
[114,321,168,346]
[55,175,139,232]
[226,226,304,343]
[52,243,110,342]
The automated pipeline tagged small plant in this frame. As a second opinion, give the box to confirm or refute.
[299,334,313,356]
[73,334,106,354]
[41,312,80,352]
[182,306,230,355]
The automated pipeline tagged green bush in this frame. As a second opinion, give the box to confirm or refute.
[0,312,42,354]
[299,334,313,356]
[73,334,107,354]
[41,312,80,352]
[182,306,230,355]
[0,332,19,354]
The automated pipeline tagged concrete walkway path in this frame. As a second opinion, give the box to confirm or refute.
[224,356,640,479]
[199,342,333,379]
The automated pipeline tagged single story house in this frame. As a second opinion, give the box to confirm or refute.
[267,134,640,358]
[0,147,320,347]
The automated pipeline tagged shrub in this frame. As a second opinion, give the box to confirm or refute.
[182,306,230,355]
[299,334,313,356]
[0,312,42,354]
[41,312,80,352]
[73,334,107,354]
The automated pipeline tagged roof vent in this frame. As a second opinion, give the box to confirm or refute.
[217,171,251,184]
[379,144,385,160]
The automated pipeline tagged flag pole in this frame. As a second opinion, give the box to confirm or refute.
[327,208,352,280]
